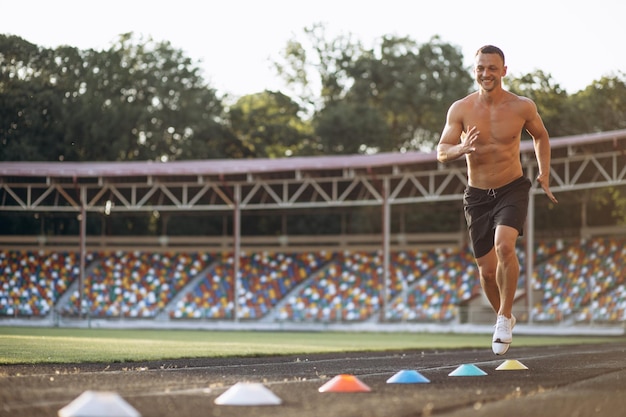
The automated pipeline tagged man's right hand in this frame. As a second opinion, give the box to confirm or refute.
[460,126,480,154]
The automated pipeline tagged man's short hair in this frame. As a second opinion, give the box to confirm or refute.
[476,45,505,65]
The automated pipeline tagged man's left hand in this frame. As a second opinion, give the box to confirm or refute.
[537,173,558,203]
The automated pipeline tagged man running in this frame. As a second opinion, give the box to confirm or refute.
[437,45,558,355]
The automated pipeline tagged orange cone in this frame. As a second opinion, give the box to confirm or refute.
[318,374,372,393]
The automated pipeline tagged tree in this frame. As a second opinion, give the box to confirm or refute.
[0,33,231,162]
[345,35,472,151]
[0,35,71,160]
[275,26,472,153]
[65,33,231,162]
[228,91,312,158]
[274,23,363,115]
[567,74,626,133]
[313,101,390,154]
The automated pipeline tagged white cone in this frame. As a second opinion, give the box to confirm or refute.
[214,382,282,406]
[58,391,141,417]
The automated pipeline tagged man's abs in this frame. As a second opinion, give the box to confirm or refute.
[466,158,523,190]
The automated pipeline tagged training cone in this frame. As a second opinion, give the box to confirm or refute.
[386,370,431,384]
[448,364,488,377]
[496,359,529,371]
[318,374,372,393]
[214,382,282,406]
[58,391,141,417]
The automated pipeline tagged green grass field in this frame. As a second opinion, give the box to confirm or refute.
[0,326,622,365]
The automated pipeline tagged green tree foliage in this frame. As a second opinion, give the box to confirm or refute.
[345,36,472,151]
[228,91,312,157]
[588,186,626,226]
[274,23,363,113]
[0,36,69,160]
[567,74,626,133]
[0,33,232,161]
[275,25,472,153]
[314,101,391,154]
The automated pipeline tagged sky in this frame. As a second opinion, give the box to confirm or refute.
[3,0,625,98]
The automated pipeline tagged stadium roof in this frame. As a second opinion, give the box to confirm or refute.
[0,150,434,178]
[2,129,625,179]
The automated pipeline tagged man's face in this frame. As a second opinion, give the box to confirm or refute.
[474,53,507,92]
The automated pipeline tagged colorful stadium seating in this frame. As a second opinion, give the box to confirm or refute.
[61,251,211,317]
[531,237,626,322]
[171,251,333,319]
[0,251,87,316]
[386,247,480,322]
[1,237,624,323]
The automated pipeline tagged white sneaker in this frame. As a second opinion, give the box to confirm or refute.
[492,314,516,355]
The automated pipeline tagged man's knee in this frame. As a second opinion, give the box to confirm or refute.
[478,263,497,282]
[495,239,517,260]
[494,225,520,261]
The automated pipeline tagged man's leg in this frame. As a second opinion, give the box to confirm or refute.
[489,224,520,355]
[494,224,520,318]
[475,248,500,313]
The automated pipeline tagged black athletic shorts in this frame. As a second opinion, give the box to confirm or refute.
[463,176,531,259]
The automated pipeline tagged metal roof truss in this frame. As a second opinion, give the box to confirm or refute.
[1,139,625,214]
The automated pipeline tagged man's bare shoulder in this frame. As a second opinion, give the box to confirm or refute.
[449,92,479,111]
[504,90,536,106]
[458,91,479,104]
[503,91,538,118]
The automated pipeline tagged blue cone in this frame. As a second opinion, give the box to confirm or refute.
[448,364,488,376]
[386,369,431,384]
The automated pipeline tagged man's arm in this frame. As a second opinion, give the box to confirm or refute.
[524,100,558,203]
[437,101,478,163]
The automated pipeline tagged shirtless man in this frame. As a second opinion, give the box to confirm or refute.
[437,45,558,355]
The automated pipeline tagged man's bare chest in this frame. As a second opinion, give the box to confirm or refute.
[465,106,525,144]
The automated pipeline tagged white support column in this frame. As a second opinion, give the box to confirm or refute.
[78,187,87,321]
[525,168,535,324]
[381,177,390,322]
[233,185,241,322]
